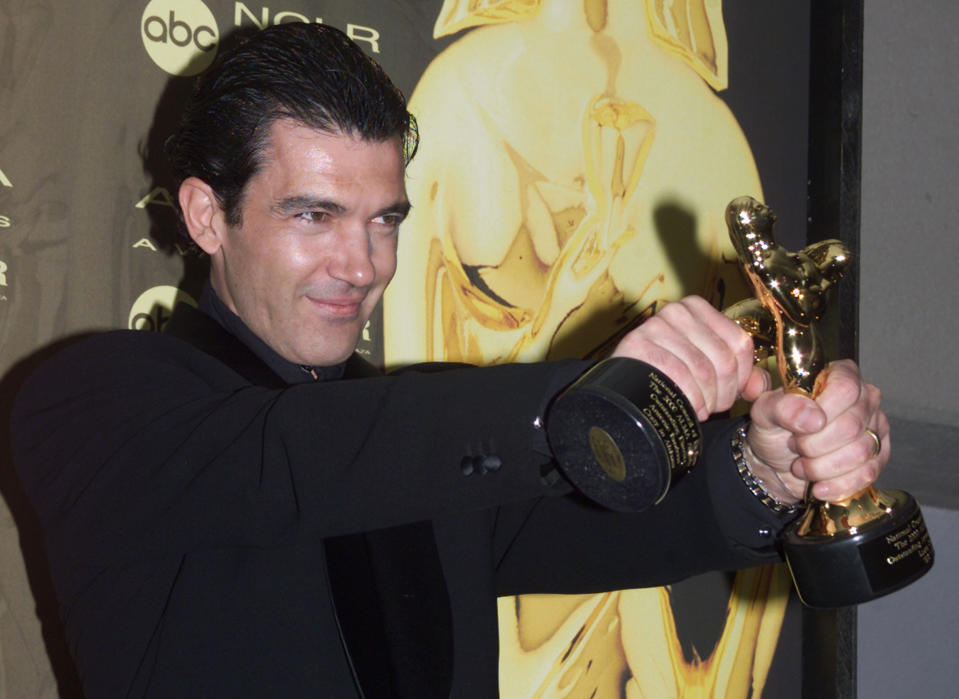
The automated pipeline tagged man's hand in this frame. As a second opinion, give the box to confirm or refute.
[611,296,769,421]
[746,359,889,504]
[610,296,888,506]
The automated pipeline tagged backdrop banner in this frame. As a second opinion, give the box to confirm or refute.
[1,1,812,696]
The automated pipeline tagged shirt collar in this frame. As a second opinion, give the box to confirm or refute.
[198,285,346,384]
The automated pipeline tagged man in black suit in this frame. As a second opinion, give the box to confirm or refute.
[11,23,888,698]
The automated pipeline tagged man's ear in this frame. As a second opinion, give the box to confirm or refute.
[179,177,227,255]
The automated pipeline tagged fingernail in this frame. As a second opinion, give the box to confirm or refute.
[814,483,829,500]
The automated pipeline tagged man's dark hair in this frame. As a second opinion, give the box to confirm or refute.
[166,22,418,227]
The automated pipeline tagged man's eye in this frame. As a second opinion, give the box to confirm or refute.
[298,211,330,223]
[371,214,405,227]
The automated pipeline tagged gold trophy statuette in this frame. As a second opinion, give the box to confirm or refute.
[545,195,934,606]
[724,195,934,607]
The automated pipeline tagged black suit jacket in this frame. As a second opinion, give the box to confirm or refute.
[11,304,787,697]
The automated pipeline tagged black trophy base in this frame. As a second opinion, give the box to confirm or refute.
[782,489,934,608]
[545,358,702,512]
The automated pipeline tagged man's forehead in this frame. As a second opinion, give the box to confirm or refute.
[253,119,408,210]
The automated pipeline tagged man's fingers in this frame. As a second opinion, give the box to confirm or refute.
[750,389,827,434]
[797,411,889,487]
[796,366,882,458]
[638,332,719,419]
[612,296,756,419]
[812,359,870,422]
[679,296,756,393]
[804,437,887,502]
[747,358,889,504]
[654,298,753,414]
[613,332,710,420]
[672,297,755,405]
[795,407,867,458]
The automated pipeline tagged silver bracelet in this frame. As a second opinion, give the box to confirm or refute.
[731,423,801,515]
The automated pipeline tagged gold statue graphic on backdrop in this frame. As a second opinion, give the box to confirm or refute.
[385,0,759,368]
[384,1,791,696]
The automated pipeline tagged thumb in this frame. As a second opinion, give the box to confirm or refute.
[740,366,771,402]
[751,389,826,435]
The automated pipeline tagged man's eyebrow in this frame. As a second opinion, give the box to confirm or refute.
[272,196,410,219]
[273,196,346,214]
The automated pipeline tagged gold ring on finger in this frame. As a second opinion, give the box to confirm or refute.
[865,428,882,457]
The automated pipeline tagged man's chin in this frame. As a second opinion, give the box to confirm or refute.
[280,324,365,367]
[296,339,360,368]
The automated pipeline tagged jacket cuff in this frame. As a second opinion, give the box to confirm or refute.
[702,417,799,558]
[532,360,595,489]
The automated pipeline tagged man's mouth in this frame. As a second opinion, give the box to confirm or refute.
[305,296,364,317]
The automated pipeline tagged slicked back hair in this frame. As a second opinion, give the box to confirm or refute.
[166,23,418,227]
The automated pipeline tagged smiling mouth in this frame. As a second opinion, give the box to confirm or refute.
[306,297,364,318]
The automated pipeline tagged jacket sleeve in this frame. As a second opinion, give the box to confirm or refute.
[10,330,584,569]
[492,417,794,595]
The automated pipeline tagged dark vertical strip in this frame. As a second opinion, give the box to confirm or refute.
[802,604,858,699]
[807,0,863,362]
[802,1,863,698]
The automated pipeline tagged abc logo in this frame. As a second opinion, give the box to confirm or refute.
[129,285,197,331]
[141,0,219,76]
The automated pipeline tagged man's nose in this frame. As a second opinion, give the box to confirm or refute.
[329,227,375,287]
